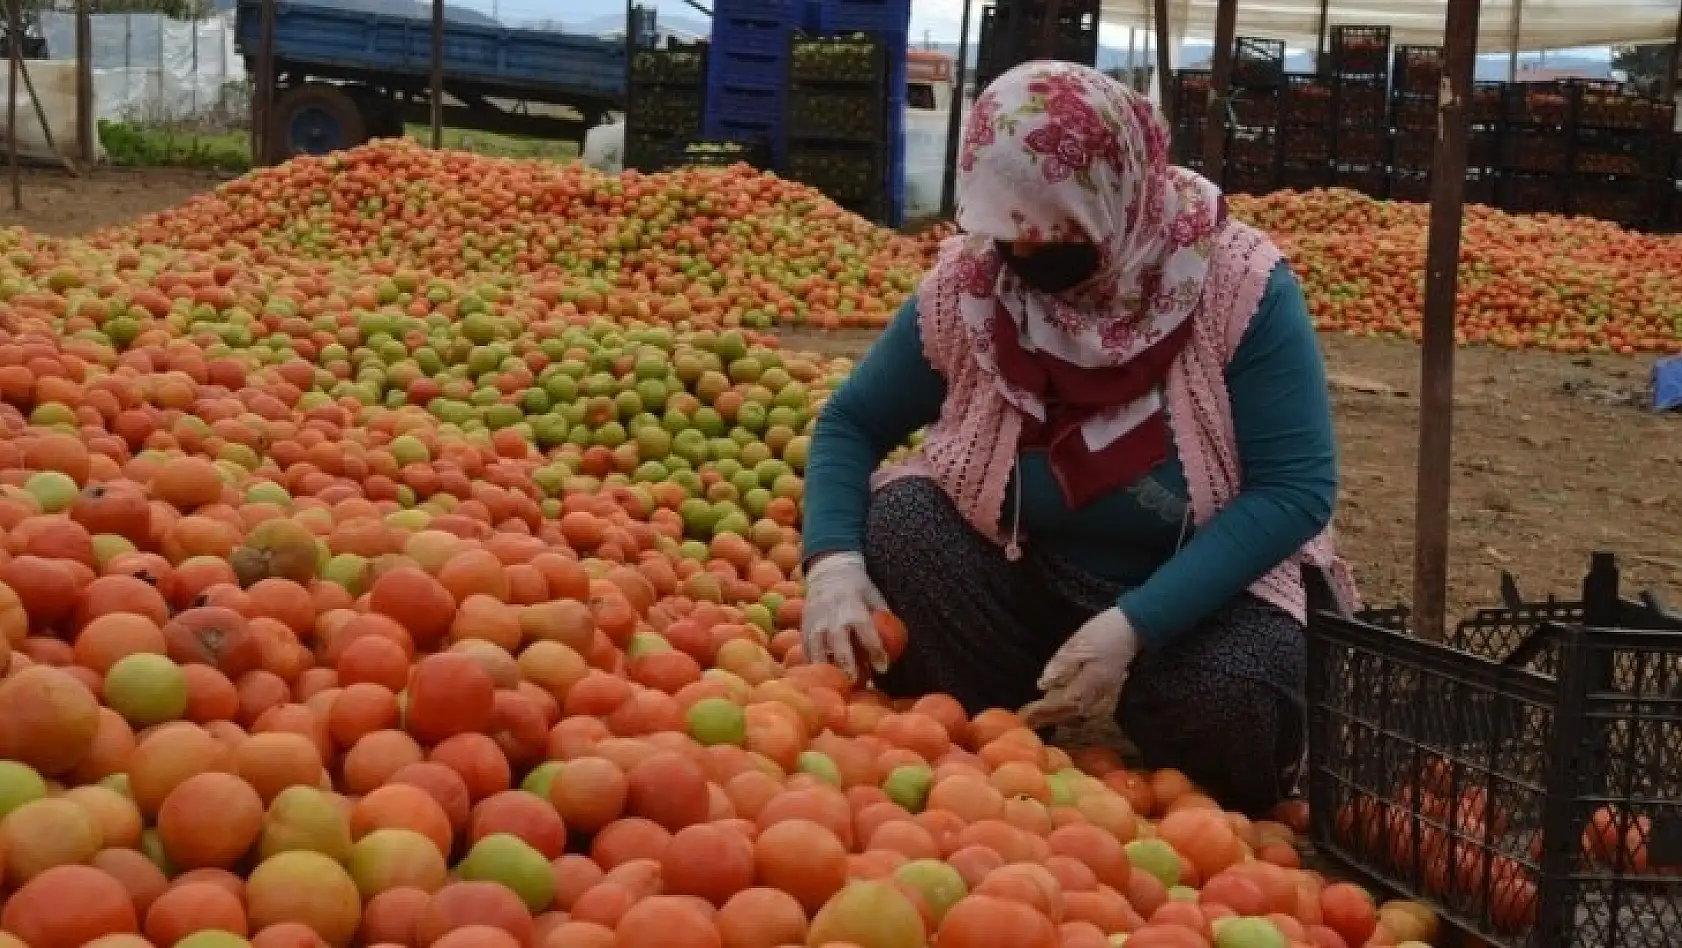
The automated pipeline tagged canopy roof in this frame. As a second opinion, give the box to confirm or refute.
[1097,0,1678,56]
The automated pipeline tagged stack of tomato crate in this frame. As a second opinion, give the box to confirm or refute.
[783,31,898,225]
[1568,84,1677,229]
[1225,37,1286,195]
[625,41,709,173]
[1328,26,1389,198]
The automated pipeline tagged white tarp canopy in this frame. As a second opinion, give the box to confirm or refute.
[1098,0,1680,56]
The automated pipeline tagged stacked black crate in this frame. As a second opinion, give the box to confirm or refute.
[1387,45,1441,201]
[1328,26,1389,197]
[1172,69,1210,173]
[784,32,894,224]
[1225,38,1285,195]
[1279,74,1334,190]
[626,41,709,172]
[975,0,1101,92]
[1497,81,1572,213]
[1567,82,1677,229]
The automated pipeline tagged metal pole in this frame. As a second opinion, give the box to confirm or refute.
[624,0,636,108]
[7,0,20,211]
[1126,27,1136,90]
[253,0,276,166]
[430,0,444,148]
[939,0,975,218]
[1412,0,1482,643]
[1200,0,1238,181]
[1316,0,1331,75]
[1038,0,1063,61]
[75,0,92,167]
[1507,0,1524,81]
[1152,0,1172,121]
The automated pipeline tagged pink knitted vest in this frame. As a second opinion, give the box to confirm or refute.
[872,219,1359,624]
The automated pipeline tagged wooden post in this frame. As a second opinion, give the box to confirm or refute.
[430,0,444,148]
[1200,0,1238,182]
[623,0,636,118]
[253,0,277,166]
[939,0,975,218]
[1152,0,1172,122]
[5,0,17,211]
[1038,0,1063,61]
[1412,0,1483,642]
[75,0,93,167]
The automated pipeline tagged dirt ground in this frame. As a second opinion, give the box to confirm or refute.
[11,167,1682,626]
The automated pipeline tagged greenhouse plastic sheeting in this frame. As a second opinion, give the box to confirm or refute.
[1099,0,1681,57]
[36,11,245,123]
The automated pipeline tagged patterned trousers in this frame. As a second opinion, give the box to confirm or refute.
[864,476,1306,817]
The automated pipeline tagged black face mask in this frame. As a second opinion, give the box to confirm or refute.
[997,241,1101,295]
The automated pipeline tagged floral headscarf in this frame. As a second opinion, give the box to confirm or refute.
[938,61,1226,507]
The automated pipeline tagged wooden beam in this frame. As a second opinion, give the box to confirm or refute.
[75,0,93,167]
[1507,0,1524,80]
[1412,0,1483,642]
[1666,0,1682,100]
[1200,0,1238,181]
[1316,0,1331,74]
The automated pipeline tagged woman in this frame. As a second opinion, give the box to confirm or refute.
[799,62,1358,816]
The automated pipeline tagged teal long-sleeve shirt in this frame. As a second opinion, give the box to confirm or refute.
[801,262,1337,651]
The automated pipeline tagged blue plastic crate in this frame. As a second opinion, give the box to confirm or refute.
[713,0,796,18]
[708,45,787,88]
[708,81,785,123]
[810,0,911,34]
[712,14,792,56]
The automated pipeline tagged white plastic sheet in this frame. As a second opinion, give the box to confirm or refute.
[0,60,107,163]
[583,122,625,174]
[1098,0,1682,56]
[37,11,245,124]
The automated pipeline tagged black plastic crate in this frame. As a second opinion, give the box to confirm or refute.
[1389,169,1431,203]
[1224,161,1277,195]
[1507,82,1573,127]
[1393,45,1443,96]
[787,143,884,202]
[1467,170,1499,205]
[1573,128,1656,177]
[1468,81,1507,126]
[627,85,705,136]
[787,85,887,144]
[1233,36,1286,89]
[1334,79,1388,127]
[1499,173,1567,213]
[1330,25,1390,77]
[789,32,887,85]
[1281,126,1331,163]
[975,0,1100,87]
[631,42,709,85]
[679,138,774,171]
[1230,89,1280,128]
[1501,128,1571,174]
[1394,94,1438,133]
[1172,119,1207,165]
[1175,69,1212,121]
[1399,130,1499,170]
[1280,159,1332,191]
[1333,126,1386,164]
[1283,74,1335,126]
[1573,84,1678,134]
[1229,129,1279,168]
[1568,175,1655,227]
[625,130,684,172]
[1309,554,1682,948]
[1333,163,1387,197]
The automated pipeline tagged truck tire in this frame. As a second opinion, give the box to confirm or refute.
[270,84,368,162]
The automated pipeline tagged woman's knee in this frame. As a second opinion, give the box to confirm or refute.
[863,477,972,579]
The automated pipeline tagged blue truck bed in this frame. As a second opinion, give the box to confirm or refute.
[234,0,629,102]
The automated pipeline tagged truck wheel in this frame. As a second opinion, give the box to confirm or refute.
[346,86,404,140]
[270,84,367,161]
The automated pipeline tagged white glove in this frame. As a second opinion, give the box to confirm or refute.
[1020,607,1141,728]
[800,552,890,683]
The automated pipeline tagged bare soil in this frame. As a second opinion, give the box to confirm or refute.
[17,166,1682,621]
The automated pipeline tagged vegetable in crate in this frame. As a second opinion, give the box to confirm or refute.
[802,61,1357,817]
[792,34,882,83]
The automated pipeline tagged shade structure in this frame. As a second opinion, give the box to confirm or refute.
[1097,0,1679,56]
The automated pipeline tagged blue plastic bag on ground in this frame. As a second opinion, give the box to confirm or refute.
[1653,356,1682,412]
